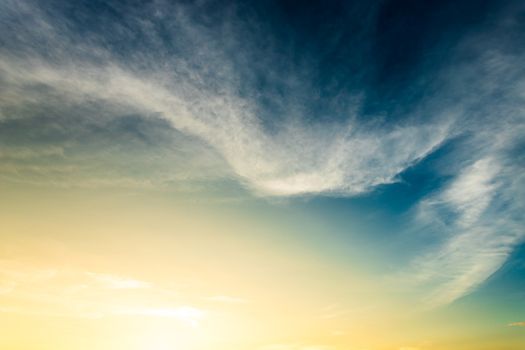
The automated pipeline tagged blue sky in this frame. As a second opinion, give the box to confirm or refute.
[1,1,525,349]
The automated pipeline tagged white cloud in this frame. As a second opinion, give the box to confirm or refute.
[406,153,525,307]
[0,0,452,197]
[441,158,500,227]
[0,259,206,323]
[0,56,451,196]
[392,14,525,307]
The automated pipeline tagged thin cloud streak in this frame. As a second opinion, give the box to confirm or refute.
[0,258,205,325]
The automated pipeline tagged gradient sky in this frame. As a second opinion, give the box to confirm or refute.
[1,1,525,349]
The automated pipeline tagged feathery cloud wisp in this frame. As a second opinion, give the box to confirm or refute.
[0,0,451,197]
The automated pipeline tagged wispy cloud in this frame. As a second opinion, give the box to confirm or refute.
[508,321,525,327]
[0,258,205,326]
[404,150,524,307]
[392,13,525,306]
[0,0,451,196]
[0,56,451,196]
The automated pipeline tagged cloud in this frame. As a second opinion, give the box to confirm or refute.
[440,158,500,228]
[0,258,206,325]
[402,116,525,307]
[508,322,525,327]
[0,0,451,197]
[381,2,525,306]
[404,149,524,307]
[0,55,450,197]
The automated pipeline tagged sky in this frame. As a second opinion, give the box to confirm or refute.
[1,0,525,349]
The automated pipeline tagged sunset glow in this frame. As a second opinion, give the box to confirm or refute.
[1,1,525,349]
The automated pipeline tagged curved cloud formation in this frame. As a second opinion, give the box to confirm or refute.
[410,154,524,307]
[0,0,453,197]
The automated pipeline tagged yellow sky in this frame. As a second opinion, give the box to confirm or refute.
[1,186,524,350]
